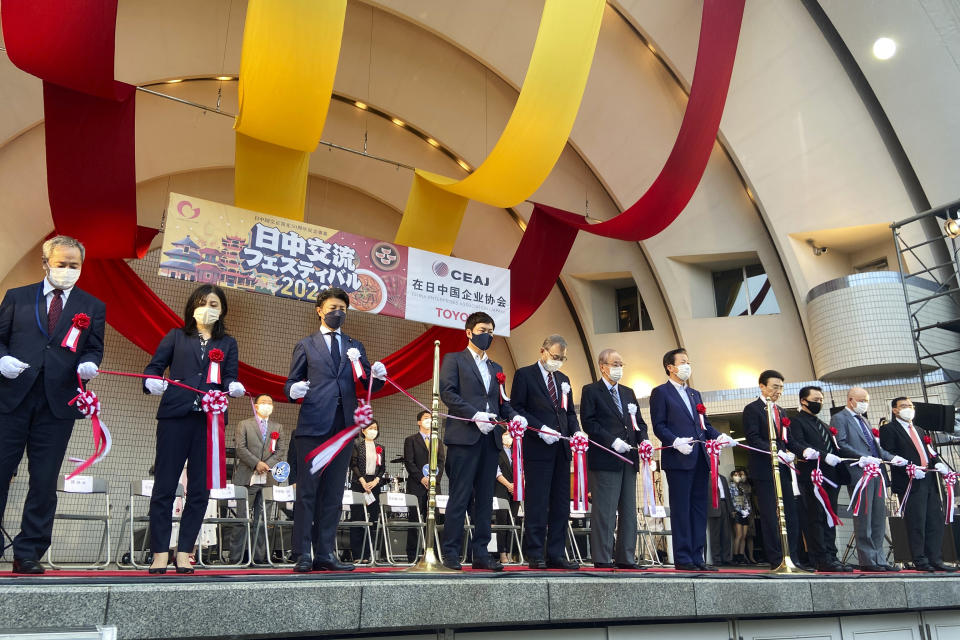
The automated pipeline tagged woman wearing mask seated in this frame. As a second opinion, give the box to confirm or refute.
[729,468,752,565]
[494,429,522,565]
[143,284,245,574]
[348,421,385,563]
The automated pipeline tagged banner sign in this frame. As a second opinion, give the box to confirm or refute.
[159,193,510,334]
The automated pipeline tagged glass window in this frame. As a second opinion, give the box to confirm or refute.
[713,264,779,317]
[615,286,653,332]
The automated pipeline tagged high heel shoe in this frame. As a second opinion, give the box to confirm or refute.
[175,563,195,574]
[148,566,167,574]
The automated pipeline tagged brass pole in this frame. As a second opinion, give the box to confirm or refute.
[407,340,456,572]
[767,399,797,573]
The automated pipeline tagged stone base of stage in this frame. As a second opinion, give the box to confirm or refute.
[2,570,960,639]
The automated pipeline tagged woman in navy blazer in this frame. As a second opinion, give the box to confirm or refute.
[143,284,243,574]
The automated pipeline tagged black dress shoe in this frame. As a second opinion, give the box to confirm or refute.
[675,562,699,571]
[615,562,644,570]
[932,563,959,572]
[293,558,313,573]
[593,561,615,568]
[880,564,901,572]
[313,556,355,571]
[442,557,463,570]
[547,557,580,570]
[527,558,547,570]
[147,567,167,575]
[793,562,815,572]
[12,559,45,575]
[472,558,504,571]
[859,565,886,572]
[913,562,936,572]
[696,562,719,572]
[828,562,853,572]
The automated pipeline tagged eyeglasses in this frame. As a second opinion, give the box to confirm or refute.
[546,352,567,361]
[604,361,625,367]
[767,384,784,391]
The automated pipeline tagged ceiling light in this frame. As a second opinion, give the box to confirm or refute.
[391,118,405,127]
[426,137,439,147]
[872,37,897,60]
[215,75,234,81]
[166,78,183,84]
[944,219,960,239]
[355,101,368,110]
[457,159,471,171]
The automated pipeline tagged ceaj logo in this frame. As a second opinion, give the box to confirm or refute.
[430,261,491,286]
[432,261,450,277]
[177,200,200,219]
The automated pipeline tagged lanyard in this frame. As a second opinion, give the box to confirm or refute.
[34,284,49,339]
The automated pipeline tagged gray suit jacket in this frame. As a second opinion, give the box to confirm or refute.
[830,408,892,486]
[233,416,283,486]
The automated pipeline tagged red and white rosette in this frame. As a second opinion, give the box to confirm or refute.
[811,464,843,527]
[705,439,724,509]
[695,403,707,433]
[507,417,527,501]
[346,347,365,382]
[848,461,884,516]
[871,427,881,446]
[637,440,657,515]
[570,431,590,512]
[496,372,510,403]
[66,388,112,479]
[269,430,279,454]
[626,402,641,431]
[897,464,922,517]
[780,415,790,443]
[923,435,939,459]
[206,348,224,384]
[62,313,90,352]
[308,401,374,475]
[202,390,229,489]
[560,381,570,411]
[828,426,840,450]
[943,471,959,524]
[376,444,383,466]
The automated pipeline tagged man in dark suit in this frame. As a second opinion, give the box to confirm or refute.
[439,311,523,571]
[284,287,385,572]
[403,409,446,562]
[0,236,105,573]
[706,474,733,565]
[581,348,647,569]
[509,334,580,570]
[785,385,852,572]
[831,386,907,571]
[880,397,956,572]
[651,348,733,571]
[742,369,807,570]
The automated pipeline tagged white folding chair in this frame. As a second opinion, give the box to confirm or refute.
[197,484,251,568]
[337,489,377,565]
[377,492,425,565]
[118,479,185,569]
[261,485,296,567]
[47,476,111,570]
[490,497,524,564]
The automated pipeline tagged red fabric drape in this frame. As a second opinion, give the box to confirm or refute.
[1,0,155,259]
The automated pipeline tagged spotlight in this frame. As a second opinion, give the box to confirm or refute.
[457,159,471,171]
[215,75,234,81]
[872,37,896,60]
[166,78,183,84]
[426,137,439,147]
[355,101,368,110]
[391,118,405,127]
[806,238,828,256]
[944,219,960,239]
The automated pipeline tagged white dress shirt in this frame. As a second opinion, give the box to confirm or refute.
[669,378,693,415]
[43,278,73,313]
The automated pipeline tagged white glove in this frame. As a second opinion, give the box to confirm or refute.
[890,455,908,467]
[612,438,631,454]
[371,361,387,380]
[913,468,927,480]
[673,436,694,455]
[145,378,168,395]
[472,411,497,435]
[539,426,560,445]
[289,380,310,400]
[936,462,950,475]
[228,381,246,398]
[824,453,842,467]
[0,355,30,379]
[857,456,881,468]
[802,448,820,461]
[777,450,796,464]
[716,433,736,448]
[77,362,99,380]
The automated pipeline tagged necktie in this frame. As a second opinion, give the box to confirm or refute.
[48,289,63,335]
[610,385,623,415]
[547,372,559,408]
[907,423,929,467]
[259,419,267,441]
[328,332,341,370]
[855,415,880,457]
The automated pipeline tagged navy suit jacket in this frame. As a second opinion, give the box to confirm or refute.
[580,380,644,471]
[283,330,382,437]
[650,380,719,471]
[510,363,578,462]
[440,348,517,447]
[143,329,239,421]
[0,282,105,419]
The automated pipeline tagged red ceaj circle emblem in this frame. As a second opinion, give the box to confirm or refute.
[432,261,449,277]
[371,242,401,271]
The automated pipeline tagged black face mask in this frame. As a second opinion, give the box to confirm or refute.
[323,309,346,329]
[470,331,493,351]
[805,400,822,415]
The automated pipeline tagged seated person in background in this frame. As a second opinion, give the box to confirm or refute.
[403,410,446,563]
[494,429,521,565]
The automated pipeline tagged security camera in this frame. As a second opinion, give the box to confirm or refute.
[806,239,828,256]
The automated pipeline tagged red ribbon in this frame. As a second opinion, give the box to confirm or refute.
[705,439,724,509]
[496,372,510,403]
[811,464,843,527]
[65,380,111,479]
[307,402,374,476]
[207,348,224,384]
[944,472,959,524]
[849,462,883,517]
[61,313,90,352]
[507,418,527,501]
[570,432,590,512]
[202,390,229,489]
[637,440,657,515]
[269,430,279,455]
[897,463,923,517]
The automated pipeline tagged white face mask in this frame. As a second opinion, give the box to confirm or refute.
[544,358,563,373]
[47,267,81,290]
[608,366,623,382]
[256,404,273,418]
[855,401,869,415]
[899,407,915,422]
[193,306,221,327]
[675,363,692,381]
[365,430,378,440]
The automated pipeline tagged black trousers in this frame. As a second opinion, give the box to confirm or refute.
[495,495,521,555]
[898,476,944,566]
[707,504,733,564]
[522,449,571,561]
[149,413,210,553]
[406,487,428,561]
[0,374,74,560]
[798,479,840,566]
[752,463,800,565]
[293,407,350,560]
[442,434,499,562]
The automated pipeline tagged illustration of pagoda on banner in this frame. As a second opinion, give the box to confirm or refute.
[159,233,261,291]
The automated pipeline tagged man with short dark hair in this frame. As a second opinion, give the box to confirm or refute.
[439,312,524,571]
[403,410,445,563]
